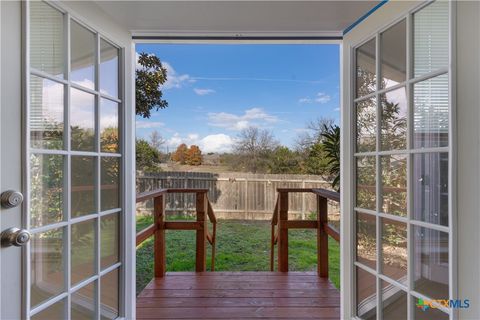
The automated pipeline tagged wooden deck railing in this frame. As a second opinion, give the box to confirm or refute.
[270,188,340,277]
[135,188,217,277]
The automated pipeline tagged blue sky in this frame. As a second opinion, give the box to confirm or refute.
[135,44,339,153]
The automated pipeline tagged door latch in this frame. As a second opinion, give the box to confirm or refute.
[1,227,31,247]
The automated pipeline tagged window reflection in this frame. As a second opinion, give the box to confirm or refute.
[356,212,376,269]
[356,98,376,153]
[71,282,96,320]
[71,220,96,285]
[381,219,407,284]
[356,157,376,210]
[100,39,119,98]
[100,99,119,153]
[71,21,95,89]
[71,88,95,152]
[356,38,376,98]
[101,157,120,211]
[413,153,448,226]
[413,226,449,300]
[356,267,377,320]
[381,155,407,217]
[30,76,64,149]
[381,20,406,88]
[71,156,96,217]
[381,281,407,319]
[380,87,407,151]
[414,74,449,149]
[101,269,119,320]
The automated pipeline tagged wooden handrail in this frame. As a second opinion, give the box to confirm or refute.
[135,188,217,276]
[270,188,340,277]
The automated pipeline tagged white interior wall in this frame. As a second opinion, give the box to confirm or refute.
[455,1,480,319]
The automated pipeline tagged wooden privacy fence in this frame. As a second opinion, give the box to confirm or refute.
[137,172,337,220]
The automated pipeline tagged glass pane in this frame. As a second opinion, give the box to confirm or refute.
[381,155,407,217]
[381,19,406,88]
[30,154,64,228]
[71,21,95,89]
[30,76,64,149]
[71,281,96,320]
[413,74,449,149]
[356,97,376,153]
[381,218,407,284]
[31,299,66,320]
[414,296,450,320]
[381,282,407,319]
[356,212,376,269]
[101,213,120,269]
[31,228,65,308]
[356,156,376,210]
[380,87,407,151]
[356,38,376,97]
[356,267,376,320]
[30,1,64,78]
[413,153,448,226]
[101,269,119,320]
[71,88,95,151]
[100,99,119,153]
[414,0,449,77]
[101,157,120,211]
[100,39,119,98]
[413,226,449,300]
[71,156,96,217]
[71,220,96,285]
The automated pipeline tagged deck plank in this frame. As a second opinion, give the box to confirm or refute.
[137,272,340,319]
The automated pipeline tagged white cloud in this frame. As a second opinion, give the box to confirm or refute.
[167,132,234,153]
[162,61,195,89]
[298,98,312,104]
[136,121,165,129]
[194,88,216,96]
[315,92,331,104]
[334,107,340,112]
[298,92,332,105]
[207,107,278,131]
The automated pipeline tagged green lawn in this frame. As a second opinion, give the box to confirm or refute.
[136,216,340,295]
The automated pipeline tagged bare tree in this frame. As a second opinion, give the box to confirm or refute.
[232,127,279,173]
[149,130,165,151]
[294,117,335,153]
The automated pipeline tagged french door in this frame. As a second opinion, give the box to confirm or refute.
[2,1,125,319]
[351,1,454,319]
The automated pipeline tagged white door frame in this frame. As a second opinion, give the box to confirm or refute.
[21,1,136,319]
[340,1,456,319]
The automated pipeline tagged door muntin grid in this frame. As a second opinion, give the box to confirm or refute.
[26,1,123,319]
[353,1,452,319]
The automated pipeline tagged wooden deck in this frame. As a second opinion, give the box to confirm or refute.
[136,272,340,319]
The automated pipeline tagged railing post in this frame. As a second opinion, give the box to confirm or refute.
[154,194,166,277]
[195,191,207,272]
[317,195,328,277]
[278,191,289,272]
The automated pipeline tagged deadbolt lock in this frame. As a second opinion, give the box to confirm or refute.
[1,227,31,247]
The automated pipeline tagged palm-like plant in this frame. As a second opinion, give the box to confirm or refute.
[321,125,340,191]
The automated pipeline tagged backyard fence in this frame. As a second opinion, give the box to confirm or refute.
[137,171,339,221]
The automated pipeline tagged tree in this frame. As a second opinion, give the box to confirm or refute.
[303,143,330,176]
[136,139,162,173]
[294,117,335,153]
[149,130,165,151]
[136,52,168,118]
[186,145,202,166]
[232,127,279,173]
[171,143,188,164]
[321,125,341,191]
[268,146,302,174]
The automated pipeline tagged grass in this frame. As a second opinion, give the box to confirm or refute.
[136,215,340,295]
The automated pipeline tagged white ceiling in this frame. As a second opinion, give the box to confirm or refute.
[93,1,381,38]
